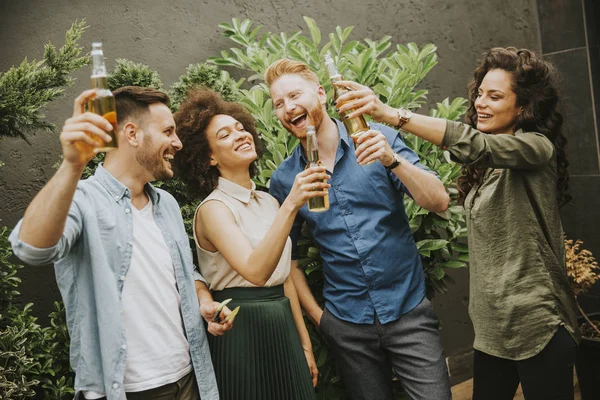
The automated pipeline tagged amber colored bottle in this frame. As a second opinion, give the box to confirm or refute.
[88,42,118,152]
[305,125,329,212]
[323,53,373,165]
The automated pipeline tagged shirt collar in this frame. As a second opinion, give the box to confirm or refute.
[334,118,353,148]
[94,163,160,204]
[216,177,260,204]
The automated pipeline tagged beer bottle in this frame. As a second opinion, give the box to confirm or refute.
[323,53,373,164]
[306,125,329,212]
[88,42,118,151]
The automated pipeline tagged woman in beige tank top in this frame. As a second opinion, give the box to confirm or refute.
[173,88,329,400]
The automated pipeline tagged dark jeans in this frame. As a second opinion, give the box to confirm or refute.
[319,296,451,400]
[473,326,577,400]
[80,370,199,400]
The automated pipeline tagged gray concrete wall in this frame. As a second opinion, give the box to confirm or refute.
[0,0,542,381]
[537,0,600,311]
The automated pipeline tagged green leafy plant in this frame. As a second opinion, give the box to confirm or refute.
[0,228,21,319]
[0,228,41,399]
[210,16,468,398]
[0,19,87,397]
[38,302,74,399]
[108,59,164,90]
[0,324,42,399]
[169,63,241,111]
[0,20,88,142]
[0,227,74,400]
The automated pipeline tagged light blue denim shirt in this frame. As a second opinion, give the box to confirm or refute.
[10,165,218,400]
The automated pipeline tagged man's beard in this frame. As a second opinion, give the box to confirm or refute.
[136,135,171,181]
[288,103,325,139]
[307,106,324,133]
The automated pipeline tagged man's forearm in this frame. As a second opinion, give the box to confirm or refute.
[290,261,323,325]
[391,161,449,212]
[19,162,85,248]
[195,280,214,306]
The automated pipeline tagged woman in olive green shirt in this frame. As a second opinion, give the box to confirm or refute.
[333,47,579,400]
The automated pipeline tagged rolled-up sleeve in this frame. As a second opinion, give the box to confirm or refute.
[377,123,438,198]
[442,120,554,169]
[9,200,84,265]
[9,220,61,265]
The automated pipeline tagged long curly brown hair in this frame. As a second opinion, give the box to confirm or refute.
[458,47,570,207]
[173,89,263,199]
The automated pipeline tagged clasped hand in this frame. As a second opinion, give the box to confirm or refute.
[333,81,397,167]
[285,166,331,210]
[60,90,114,168]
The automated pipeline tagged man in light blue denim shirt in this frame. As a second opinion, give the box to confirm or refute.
[10,87,231,400]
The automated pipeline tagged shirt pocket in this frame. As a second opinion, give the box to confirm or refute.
[94,210,117,243]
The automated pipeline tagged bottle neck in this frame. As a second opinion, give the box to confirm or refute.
[306,148,320,164]
[306,129,319,162]
[91,75,109,89]
[90,47,108,87]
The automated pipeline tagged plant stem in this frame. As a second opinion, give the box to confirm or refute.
[577,300,600,337]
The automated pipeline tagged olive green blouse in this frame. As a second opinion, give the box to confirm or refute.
[442,120,580,360]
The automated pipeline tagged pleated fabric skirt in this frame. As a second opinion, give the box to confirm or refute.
[209,285,316,400]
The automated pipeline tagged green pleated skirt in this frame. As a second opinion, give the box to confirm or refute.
[209,285,316,400]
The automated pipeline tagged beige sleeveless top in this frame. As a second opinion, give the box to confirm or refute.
[194,177,292,290]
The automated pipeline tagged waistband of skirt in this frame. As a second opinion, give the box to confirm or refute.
[211,285,285,302]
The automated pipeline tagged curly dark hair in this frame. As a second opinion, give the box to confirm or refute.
[459,47,570,207]
[173,89,263,199]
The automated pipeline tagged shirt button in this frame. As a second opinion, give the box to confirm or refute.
[121,344,127,350]
[112,383,119,389]
[119,275,125,281]
[125,208,131,213]
[128,241,133,246]
[114,195,119,201]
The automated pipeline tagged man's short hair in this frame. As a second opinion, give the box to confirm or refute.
[113,86,170,127]
[264,59,320,87]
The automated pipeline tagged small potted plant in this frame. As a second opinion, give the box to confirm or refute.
[565,237,600,400]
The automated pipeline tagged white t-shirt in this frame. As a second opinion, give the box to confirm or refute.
[84,200,192,398]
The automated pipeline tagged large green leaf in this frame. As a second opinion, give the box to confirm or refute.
[416,239,449,251]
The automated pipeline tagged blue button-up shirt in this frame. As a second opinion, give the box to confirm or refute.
[9,165,218,400]
[270,119,429,324]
